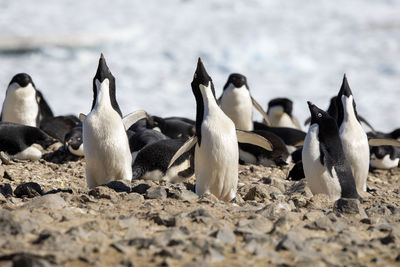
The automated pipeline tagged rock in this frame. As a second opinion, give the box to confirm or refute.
[146,186,167,199]
[275,232,304,252]
[178,189,198,201]
[88,186,117,201]
[333,198,367,217]
[256,202,292,220]
[380,233,395,245]
[14,182,43,198]
[45,188,73,195]
[126,193,144,202]
[151,212,176,227]
[305,216,333,231]
[22,194,67,210]
[0,183,12,197]
[211,228,235,245]
[0,253,53,267]
[197,193,219,203]
[117,259,134,267]
[131,183,151,195]
[243,186,269,201]
[103,181,131,193]
[304,211,324,221]
[0,210,22,235]
[366,206,392,217]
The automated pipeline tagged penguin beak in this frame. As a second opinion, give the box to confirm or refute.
[338,74,353,97]
[307,101,322,122]
[192,58,212,87]
[229,74,247,88]
[94,53,114,83]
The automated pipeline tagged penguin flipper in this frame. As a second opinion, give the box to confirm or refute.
[319,142,334,177]
[251,97,271,126]
[368,137,400,147]
[168,136,198,168]
[236,130,273,151]
[358,115,376,134]
[123,110,148,130]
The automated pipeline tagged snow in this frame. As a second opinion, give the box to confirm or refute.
[0,0,399,131]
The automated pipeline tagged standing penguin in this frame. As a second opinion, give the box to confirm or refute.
[1,73,42,127]
[336,75,369,196]
[267,97,302,130]
[83,54,132,188]
[168,59,273,201]
[219,73,271,130]
[302,102,360,201]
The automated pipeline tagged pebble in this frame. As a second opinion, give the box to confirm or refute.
[0,183,12,197]
[333,198,367,218]
[14,182,43,198]
[146,186,167,199]
[22,194,67,210]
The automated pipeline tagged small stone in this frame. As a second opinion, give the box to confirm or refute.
[256,202,291,220]
[305,217,333,231]
[0,183,12,197]
[11,253,52,267]
[146,186,167,199]
[0,210,22,235]
[89,186,116,200]
[212,229,235,245]
[380,233,395,245]
[103,181,131,193]
[333,198,367,217]
[179,189,198,201]
[14,182,43,198]
[131,183,150,195]
[197,193,219,203]
[304,211,324,221]
[151,213,176,227]
[23,194,67,210]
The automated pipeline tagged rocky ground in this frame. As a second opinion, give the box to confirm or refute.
[0,146,400,267]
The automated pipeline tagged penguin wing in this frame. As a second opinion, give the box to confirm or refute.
[251,97,271,126]
[368,138,400,147]
[319,142,334,177]
[122,110,149,130]
[36,90,54,120]
[358,115,376,134]
[236,130,273,151]
[167,136,198,168]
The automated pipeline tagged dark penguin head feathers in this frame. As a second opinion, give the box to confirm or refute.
[9,73,35,88]
[223,73,249,90]
[191,58,215,146]
[91,53,122,117]
[308,101,339,135]
[268,98,293,116]
[336,74,358,126]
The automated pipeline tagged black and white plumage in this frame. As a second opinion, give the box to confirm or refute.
[1,73,53,127]
[132,138,194,183]
[82,54,132,188]
[0,122,55,160]
[336,75,369,196]
[64,125,84,157]
[302,102,360,201]
[368,131,400,169]
[151,116,195,140]
[40,115,80,142]
[267,97,301,130]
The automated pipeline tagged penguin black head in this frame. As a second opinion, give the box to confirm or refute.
[91,53,122,116]
[336,74,358,126]
[223,73,248,90]
[191,58,215,145]
[8,73,35,88]
[268,98,293,116]
[308,101,337,131]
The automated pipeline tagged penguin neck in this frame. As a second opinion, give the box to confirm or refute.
[199,84,219,116]
[93,79,122,117]
[341,95,359,127]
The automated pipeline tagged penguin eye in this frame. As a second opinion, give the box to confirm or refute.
[318,113,322,118]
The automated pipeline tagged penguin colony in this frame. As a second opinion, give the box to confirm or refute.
[1,54,400,204]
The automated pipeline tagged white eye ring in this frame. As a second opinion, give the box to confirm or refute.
[317,113,322,118]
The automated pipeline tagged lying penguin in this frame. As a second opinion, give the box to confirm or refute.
[368,131,400,169]
[167,58,273,201]
[0,122,55,160]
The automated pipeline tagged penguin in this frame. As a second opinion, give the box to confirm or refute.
[0,122,55,160]
[302,102,360,201]
[267,98,301,130]
[367,131,400,169]
[82,53,132,188]
[40,115,80,142]
[336,75,370,196]
[128,128,167,161]
[132,138,194,183]
[64,125,84,157]
[167,58,273,201]
[218,73,271,130]
[151,116,195,140]
[238,130,289,166]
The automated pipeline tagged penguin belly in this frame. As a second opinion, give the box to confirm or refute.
[2,85,39,127]
[302,125,341,201]
[370,154,399,169]
[220,87,253,131]
[340,121,369,194]
[83,108,132,188]
[195,114,238,201]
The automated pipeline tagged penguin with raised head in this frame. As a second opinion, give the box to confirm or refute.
[1,73,41,127]
[336,75,370,196]
[303,102,360,201]
[82,54,132,188]
[0,122,55,160]
[167,59,273,201]
[219,73,271,130]
[267,97,301,130]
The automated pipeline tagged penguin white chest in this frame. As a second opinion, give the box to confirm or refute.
[302,124,341,201]
[220,86,253,131]
[2,84,39,127]
[83,80,132,188]
[195,110,238,201]
[268,106,296,129]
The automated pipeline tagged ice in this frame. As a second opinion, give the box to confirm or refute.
[0,0,399,131]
